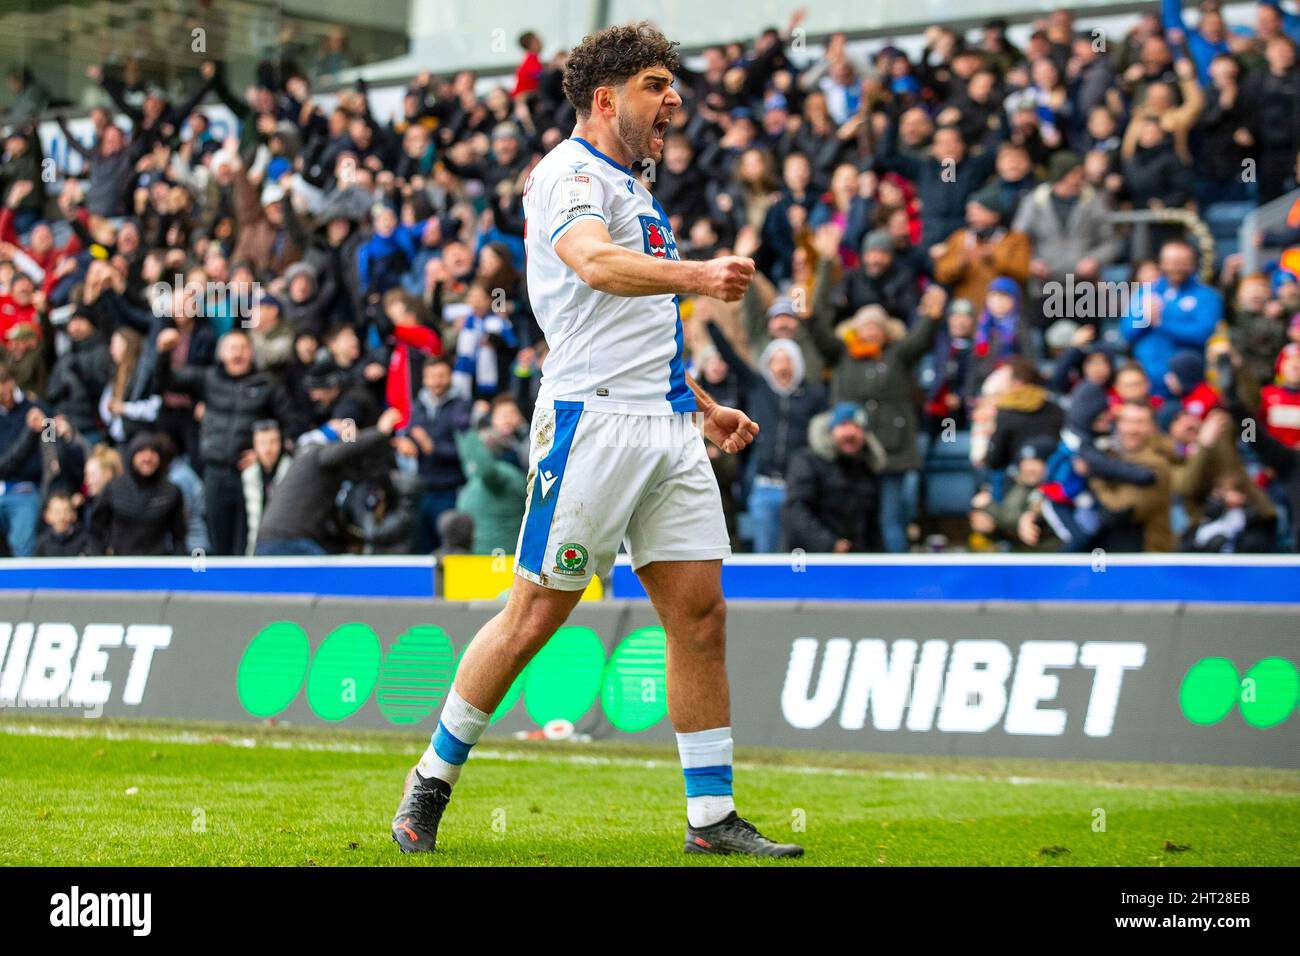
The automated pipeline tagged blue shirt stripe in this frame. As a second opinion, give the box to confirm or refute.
[551,212,606,243]
[648,195,694,412]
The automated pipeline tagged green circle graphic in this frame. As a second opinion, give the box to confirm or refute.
[306,623,382,721]
[377,626,455,725]
[454,642,525,724]
[524,625,605,725]
[237,621,310,717]
[1179,657,1240,725]
[601,626,668,733]
[1239,658,1300,729]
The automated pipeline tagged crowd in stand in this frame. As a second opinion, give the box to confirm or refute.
[2,2,1300,559]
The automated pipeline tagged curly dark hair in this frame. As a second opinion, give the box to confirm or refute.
[562,22,681,117]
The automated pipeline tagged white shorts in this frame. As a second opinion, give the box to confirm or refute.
[514,403,732,591]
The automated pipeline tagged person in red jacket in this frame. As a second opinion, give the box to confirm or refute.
[1,181,85,272]
[0,272,39,340]
[381,288,442,429]
[511,32,544,99]
[1260,342,1300,447]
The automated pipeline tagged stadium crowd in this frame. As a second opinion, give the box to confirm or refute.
[2,2,1300,559]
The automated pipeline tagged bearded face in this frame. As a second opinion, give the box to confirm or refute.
[616,105,658,164]
[611,69,678,164]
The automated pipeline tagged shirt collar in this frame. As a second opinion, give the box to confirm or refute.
[572,137,635,176]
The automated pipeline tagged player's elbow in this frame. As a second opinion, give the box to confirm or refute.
[572,260,600,288]
[573,255,615,293]
[584,270,623,295]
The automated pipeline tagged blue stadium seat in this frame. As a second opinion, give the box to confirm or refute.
[923,430,977,517]
[1203,201,1254,239]
[1203,201,1254,268]
[1101,265,1131,286]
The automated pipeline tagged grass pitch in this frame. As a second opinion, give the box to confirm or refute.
[2,715,1297,867]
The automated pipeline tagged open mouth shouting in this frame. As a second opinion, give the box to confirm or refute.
[651,114,671,148]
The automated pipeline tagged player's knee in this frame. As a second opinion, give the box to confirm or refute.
[501,592,569,654]
[672,594,727,656]
[487,616,550,674]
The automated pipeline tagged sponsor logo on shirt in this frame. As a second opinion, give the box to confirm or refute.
[638,215,678,260]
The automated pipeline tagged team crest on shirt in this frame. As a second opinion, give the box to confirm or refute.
[554,542,589,576]
[638,215,679,260]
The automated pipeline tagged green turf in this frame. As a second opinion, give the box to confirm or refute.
[2,715,1297,866]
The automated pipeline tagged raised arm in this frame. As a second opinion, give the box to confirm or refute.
[279,181,311,250]
[553,219,752,300]
[704,319,758,390]
[206,61,250,119]
[172,72,216,129]
[872,115,922,182]
[55,115,93,160]
[895,285,948,367]
[807,257,845,363]
[1161,0,1189,35]
[95,69,142,125]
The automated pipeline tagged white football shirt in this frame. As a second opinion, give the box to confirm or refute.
[522,137,695,415]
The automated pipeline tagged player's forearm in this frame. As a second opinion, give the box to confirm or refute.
[573,240,708,298]
[685,373,716,414]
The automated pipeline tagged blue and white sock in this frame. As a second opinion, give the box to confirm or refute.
[416,687,490,787]
[677,726,736,828]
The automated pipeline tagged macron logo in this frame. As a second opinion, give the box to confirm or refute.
[540,470,559,499]
[50,885,151,936]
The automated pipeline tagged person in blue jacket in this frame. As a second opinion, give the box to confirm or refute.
[1164,3,1300,85]
[357,203,428,310]
[1162,0,1233,86]
[1121,239,1222,398]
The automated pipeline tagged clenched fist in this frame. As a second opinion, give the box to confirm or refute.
[156,328,181,352]
[699,255,755,302]
[700,403,759,454]
[919,283,948,320]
